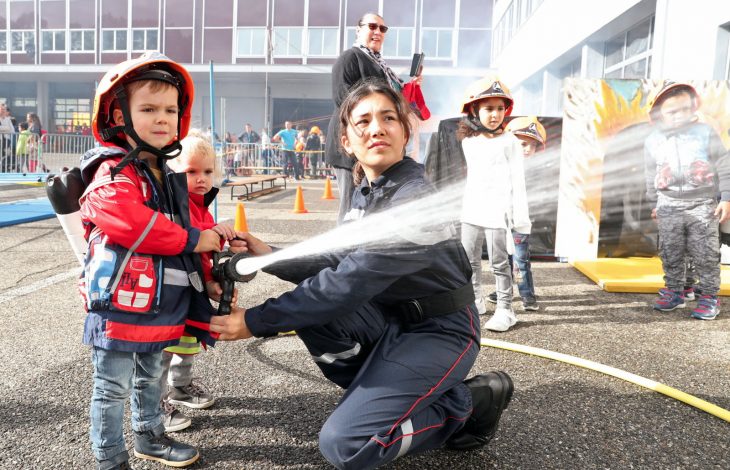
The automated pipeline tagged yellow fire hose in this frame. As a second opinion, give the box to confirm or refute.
[480,338,730,424]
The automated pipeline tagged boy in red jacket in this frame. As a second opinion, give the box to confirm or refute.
[80,52,222,470]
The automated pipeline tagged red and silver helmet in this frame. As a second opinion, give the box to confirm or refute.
[92,51,194,151]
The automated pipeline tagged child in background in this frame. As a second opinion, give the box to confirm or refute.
[457,76,530,332]
[161,130,238,432]
[79,52,222,469]
[486,116,546,311]
[15,121,31,170]
[644,81,730,320]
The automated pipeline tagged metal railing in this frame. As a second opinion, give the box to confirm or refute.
[0,132,96,173]
[0,135,332,178]
[220,142,330,178]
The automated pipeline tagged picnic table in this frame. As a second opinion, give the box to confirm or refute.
[223,174,288,200]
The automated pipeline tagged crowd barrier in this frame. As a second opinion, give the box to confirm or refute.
[220,142,332,178]
[0,132,95,173]
[0,135,333,179]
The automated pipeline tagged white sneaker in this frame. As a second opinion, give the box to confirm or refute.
[484,307,517,332]
[475,296,488,315]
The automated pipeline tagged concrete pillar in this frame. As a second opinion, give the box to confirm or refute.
[36,80,50,129]
[581,42,604,79]
[541,67,562,117]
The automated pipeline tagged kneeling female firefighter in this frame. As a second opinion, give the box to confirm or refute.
[211,78,514,470]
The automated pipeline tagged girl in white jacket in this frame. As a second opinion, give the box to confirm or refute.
[458,76,530,332]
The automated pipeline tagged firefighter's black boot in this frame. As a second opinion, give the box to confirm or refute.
[446,371,514,451]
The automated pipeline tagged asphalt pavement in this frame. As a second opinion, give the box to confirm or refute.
[0,179,728,469]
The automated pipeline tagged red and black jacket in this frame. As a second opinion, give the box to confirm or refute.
[79,146,217,352]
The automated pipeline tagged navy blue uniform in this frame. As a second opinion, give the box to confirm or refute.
[245,158,480,469]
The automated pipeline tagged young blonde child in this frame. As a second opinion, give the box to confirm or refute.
[162,130,237,431]
[457,76,530,332]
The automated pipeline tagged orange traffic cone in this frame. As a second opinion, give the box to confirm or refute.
[292,185,308,214]
[234,202,249,232]
[321,177,335,200]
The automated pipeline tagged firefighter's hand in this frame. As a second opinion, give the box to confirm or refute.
[651,208,657,221]
[212,223,236,241]
[715,201,730,223]
[195,229,222,253]
[209,306,252,340]
[228,232,272,256]
[206,280,238,304]
[410,74,423,86]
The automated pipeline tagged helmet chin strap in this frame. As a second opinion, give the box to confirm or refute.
[464,114,502,134]
[104,84,184,180]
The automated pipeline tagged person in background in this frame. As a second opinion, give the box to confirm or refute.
[486,116,546,312]
[272,121,298,180]
[326,12,422,224]
[260,128,272,175]
[457,76,529,333]
[644,81,730,320]
[295,128,307,179]
[0,104,15,169]
[161,129,239,433]
[306,125,323,178]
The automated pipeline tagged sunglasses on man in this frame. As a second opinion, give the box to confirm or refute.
[360,22,389,33]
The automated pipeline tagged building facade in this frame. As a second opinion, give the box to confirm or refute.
[0,0,494,138]
[491,0,730,116]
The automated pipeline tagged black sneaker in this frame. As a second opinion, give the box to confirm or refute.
[486,292,497,304]
[133,430,199,467]
[446,371,514,451]
[522,298,539,311]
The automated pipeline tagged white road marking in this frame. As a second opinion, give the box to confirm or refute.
[0,268,81,305]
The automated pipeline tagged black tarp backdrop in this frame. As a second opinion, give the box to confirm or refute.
[423,115,563,257]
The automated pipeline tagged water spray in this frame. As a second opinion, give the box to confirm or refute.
[233,182,467,276]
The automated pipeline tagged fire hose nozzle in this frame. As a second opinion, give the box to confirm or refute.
[212,251,257,315]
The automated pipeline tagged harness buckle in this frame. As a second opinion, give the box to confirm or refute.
[403,299,425,323]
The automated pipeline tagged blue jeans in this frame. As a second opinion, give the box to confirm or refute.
[512,232,536,301]
[90,347,166,465]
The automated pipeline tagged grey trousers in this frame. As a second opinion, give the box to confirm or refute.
[656,195,720,295]
[160,351,195,396]
[334,166,354,225]
[461,223,513,308]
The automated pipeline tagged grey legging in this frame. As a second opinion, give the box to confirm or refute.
[460,223,513,309]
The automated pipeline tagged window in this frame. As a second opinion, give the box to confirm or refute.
[492,0,543,58]
[236,28,267,56]
[54,98,92,130]
[307,28,337,56]
[0,32,6,52]
[132,29,158,51]
[70,30,95,52]
[13,97,37,108]
[344,27,356,50]
[11,31,35,53]
[603,17,654,79]
[273,27,303,57]
[102,29,127,51]
[42,30,66,52]
[421,29,452,59]
[383,28,414,58]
